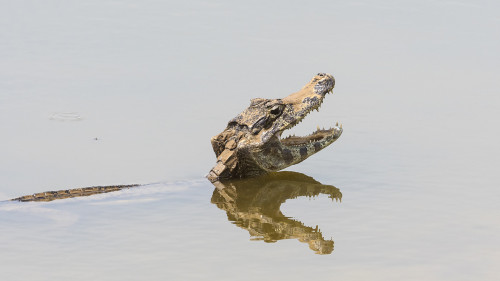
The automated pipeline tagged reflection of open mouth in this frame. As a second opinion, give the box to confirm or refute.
[210,171,341,255]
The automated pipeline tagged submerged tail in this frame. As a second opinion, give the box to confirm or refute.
[11,184,139,202]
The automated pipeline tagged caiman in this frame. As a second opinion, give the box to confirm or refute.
[208,73,342,182]
[9,73,342,202]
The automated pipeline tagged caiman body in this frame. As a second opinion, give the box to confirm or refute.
[208,73,342,182]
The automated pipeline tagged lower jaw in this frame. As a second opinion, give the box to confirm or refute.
[281,140,326,153]
[280,130,341,156]
[280,130,334,148]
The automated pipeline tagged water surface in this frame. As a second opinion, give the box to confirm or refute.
[1,0,499,280]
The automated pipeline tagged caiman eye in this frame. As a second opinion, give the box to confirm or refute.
[270,106,281,115]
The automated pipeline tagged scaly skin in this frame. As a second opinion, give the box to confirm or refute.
[10,184,139,202]
[208,73,342,182]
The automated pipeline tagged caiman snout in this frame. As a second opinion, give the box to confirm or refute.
[314,73,335,96]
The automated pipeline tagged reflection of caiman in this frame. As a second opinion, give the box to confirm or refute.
[208,73,343,182]
[211,171,341,255]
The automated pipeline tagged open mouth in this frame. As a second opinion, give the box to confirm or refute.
[279,89,342,150]
[280,126,341,147]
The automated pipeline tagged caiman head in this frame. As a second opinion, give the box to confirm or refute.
[208,73,342,182]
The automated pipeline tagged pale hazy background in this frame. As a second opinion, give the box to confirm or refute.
[1,1,499,280]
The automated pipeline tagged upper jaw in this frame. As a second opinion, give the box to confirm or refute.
[261,73,339,147]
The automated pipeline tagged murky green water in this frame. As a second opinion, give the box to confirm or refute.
[1,0,499,280]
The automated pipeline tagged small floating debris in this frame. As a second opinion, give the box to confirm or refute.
[49,112,82,121]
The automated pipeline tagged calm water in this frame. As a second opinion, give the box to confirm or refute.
[1,0,500,280]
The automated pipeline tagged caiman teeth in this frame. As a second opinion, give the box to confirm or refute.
[280,93,335,139]
[280,123,342,147]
